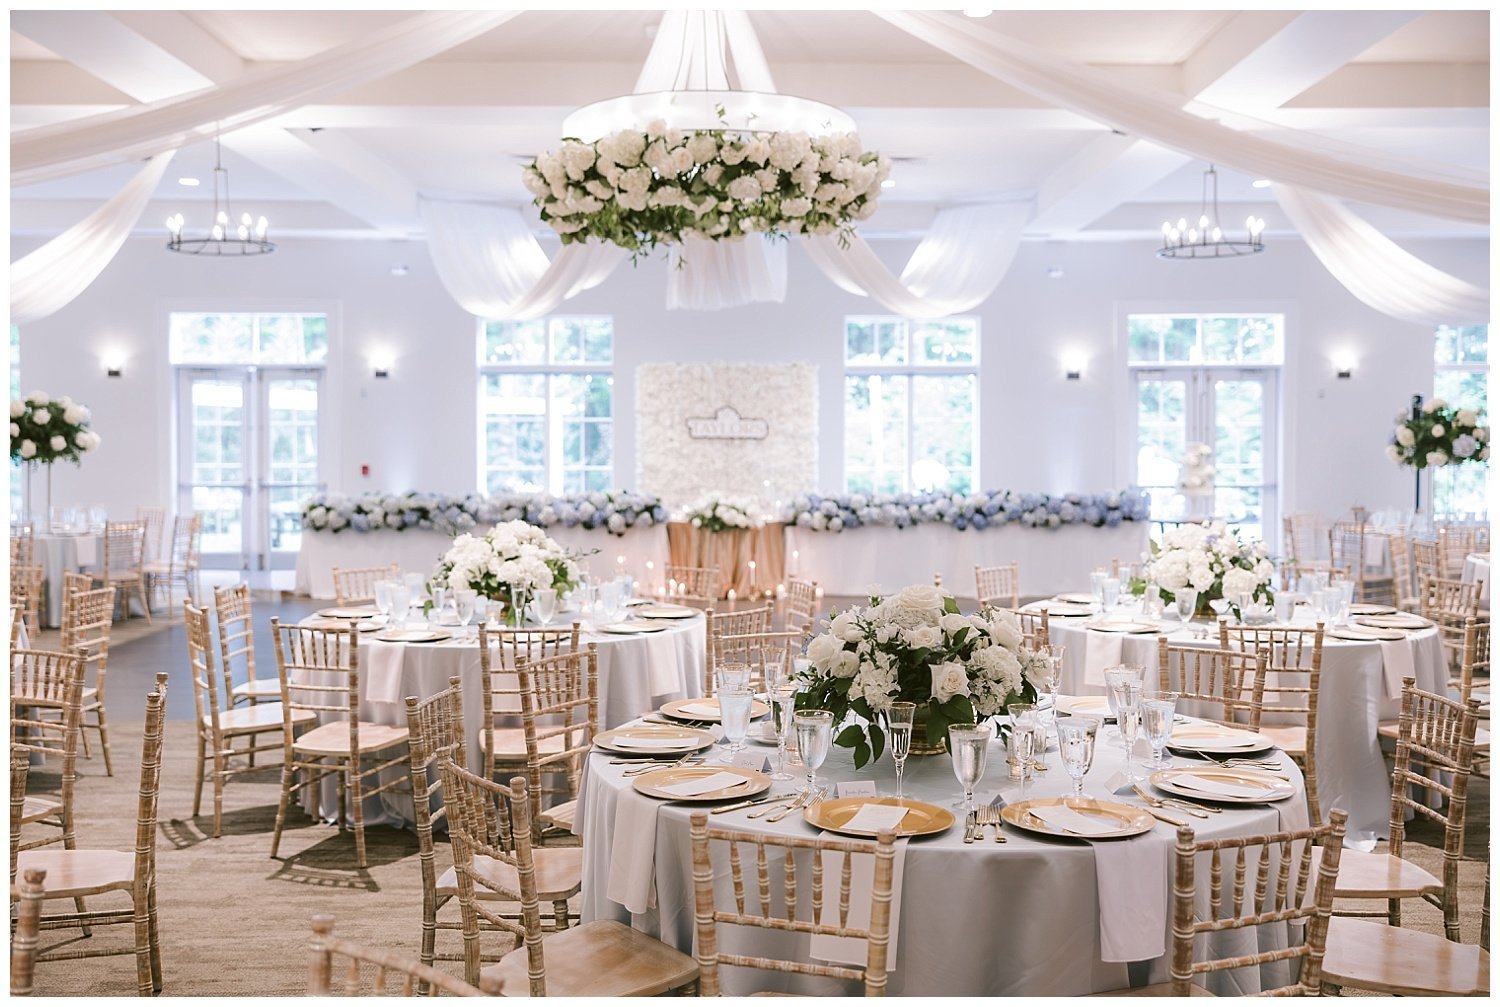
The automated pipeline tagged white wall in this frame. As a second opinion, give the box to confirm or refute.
[11,232,1487,528]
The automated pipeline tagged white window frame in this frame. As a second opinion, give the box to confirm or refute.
[842,315,981,494]
[476,315,614,495]
[1431,324,1489,519]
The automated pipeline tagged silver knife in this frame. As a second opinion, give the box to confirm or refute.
[712,794,788,815]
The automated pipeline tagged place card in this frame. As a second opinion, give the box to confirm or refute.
[1103,770,1133,794]
[836,780,879,799]
[728,750,770,772]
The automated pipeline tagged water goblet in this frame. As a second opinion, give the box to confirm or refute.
[1100,577,1121,612]
[1106,677,1144,781]
[1055,716,1099,799]
[615,574,634,606]
[1103,664,1144,746]
[886,702,916,802]
[770,684,798,781]
[716,662,753,695]
[1141,692,1178,769]
[387,581,411,630]
[793,710,834,798]
[454,589,477,639]
[428,584,447,627]
[532,587,557,628]
[718,684,753,762]
[403,572,424,599]
[948,722,992,813]
[1089,568,1108,608]
[597,580,622,622]
[374,579,393,625]
[1207,598,1231,623]
[1175,588,1199,624]
[1006,704,1037,781]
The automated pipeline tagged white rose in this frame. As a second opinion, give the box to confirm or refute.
[8,423,17,438]
[48,435,66,451]
[987,615,1022,651]
[805,633,841,670]
[62,405,85,425]
[19,439,35,459]
[1432,424,1445,438]
[829,611,862,643]
[938,612,971,634]
[929,662,971,704]
[1395,426,1415,447]
[831,651,860,679]
[1457,409,1478,427]
[906,625,943,650]
[1427,450,1448,466]
[26,391,47,405]
[31,408,50,425]
[893,584,944,614]
[9,401,22,419]
[1385,444,1402,462]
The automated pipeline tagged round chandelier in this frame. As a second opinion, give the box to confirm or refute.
[1158,164,1264,260]
[166,135,274,257]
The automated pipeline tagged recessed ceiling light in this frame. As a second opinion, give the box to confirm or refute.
[177,177,200,187]
[880,178,896,190]
[1251,179,1272,188]
[390,264,410,277]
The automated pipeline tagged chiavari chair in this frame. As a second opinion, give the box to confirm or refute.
[11,519,35,566]
[974,562,1021,610]
[306,914,501,997]
[10,867,46,997]
[711,625,806,695]
[1418,573,1485,671]
[476,622,580,786]
[1330,520,1396,605]
[10,651,86,894]
[1155,638,1267,731]
[1322,680,1487,996]
[1002,606,1049,651]
[11,602,24,648]
[10,744,31,879]
[269,620,412,869]
[1438,523,1482,579]
[145,512,202,611]
[330,562,401,606]
[1387,532,1419,610]
[665,563,721,608]
[11,562,44,636]
[784,575,820,628]
[1219,620,1325,824]
[62,583,117,776]
[688,811,896,996]
[135,506,165,565]
[214,583,283,711]
[1411,538,1443,593]
[441,761,698,994]
[514,643,599,847]
[15,675,168,996]
[1283,512,1328,567]
[1096,809,1348,995]
[95,520,151,623]
[705,603,775,694]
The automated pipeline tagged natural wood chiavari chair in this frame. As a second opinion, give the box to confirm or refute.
[1283,512,1329,567]
[688,811,896,996]
[11,562,44,637]
[441,760,699,994]
[1219,620,1325,825]
[1002,606,1049,650]
[1418,573,1485,672]
[974,562,1021,610]
[1097,809,1348,996]
[330,563,402,606]
[665,563,721,607]
[135,507,165,565]
[10,743,31,880]
[186,602,313,838]
[705,603,775,694]
[269,620,412,869]
[10,649,87,900]
[15,675,168,996]
[11,602,24,648]
[62,584,117,776]
[1447,615,1491,707]
[476,622,581,787]
[515,643,599,846]
[145,512,202,611]
[784,575,819,628]
[1438,524,1483,579]
[11,519,35,565]
[1411,538,1443,593]
[214,583,283,712]
[1155,638,1267,731]
[306,913,501,997]
[1321,680,1488,997]
[1330,521,1396,605]
[711,625,807,695]
[1386,532,1419,610]
[11,866,46,997]
[95,520,151,623]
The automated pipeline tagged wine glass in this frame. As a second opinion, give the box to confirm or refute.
[387,580,411,631]
[770,684,797,781]
[1142,692,1178,769]
[1107,677,1144,782]
[1103,664,1144,746]
[1006,703,1037,781]
[454,589,477,639]
[532,587,557,628]
[718,684,753,762]
[429,584,447,627]
[1089,568,1108,609]
[793,710,833,798]
[597,580,622,623]
[886,702,915,802]
[716,663,752,696]
[403,572,424,599]
[1175,588,1199,624]
[948,722,991,813]
[374,580,393,625]
[1030,645,1064,741]
[1056,716,1099,799]
[1100,577,1121,612]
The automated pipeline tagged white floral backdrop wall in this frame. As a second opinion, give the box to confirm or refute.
[636,362,817,511]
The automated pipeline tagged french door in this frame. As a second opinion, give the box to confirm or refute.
[1131,367,1278,542]
[177,366,324,569]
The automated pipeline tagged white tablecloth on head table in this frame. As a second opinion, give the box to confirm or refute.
[578,714,1311,996]
[293,524,669,599]
[33,533,100,628]
[1462,552,1490,603]
[1040,602,1445,844]
[784,522,1150,601]
[289,611,704,828]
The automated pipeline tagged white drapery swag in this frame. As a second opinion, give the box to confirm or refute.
[419,199,626,322]
[803,202,1030,320]
[666,236,788,311]
[878,10,1486,224]
[1274,186,1489,326]
[12,11,516,186]
[11,152,175,325]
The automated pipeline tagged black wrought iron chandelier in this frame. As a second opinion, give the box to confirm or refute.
[166,135,274,256]
[1158,164,1264,260]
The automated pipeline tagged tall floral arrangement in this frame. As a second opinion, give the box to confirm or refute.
[525,120,890,255]
[798,585,1042,767]
[434,520,578,625]
[682,493,763,532]
[1177,442,1215,497]
[9,391,101,463]
[1138,521,1274,617]
[1388,398,1489,469]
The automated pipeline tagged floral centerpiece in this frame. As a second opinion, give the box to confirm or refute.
[797,585,1043,767]
[1387,398,1489,469]
[781,487,1151,533]
[681,493,763,532]
[1136,521,1274,618]
[525,121,890,256]
[9,391,101,464]
[301,489,666,537]
[1178,442,1215,497]
[433,520,578,626]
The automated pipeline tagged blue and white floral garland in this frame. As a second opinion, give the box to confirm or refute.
[301,490,667,538]
[780,488,1151,533]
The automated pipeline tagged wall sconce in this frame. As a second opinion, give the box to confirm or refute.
[369,350,394,379]
[1061,349,1088,381]
[101,351,126,378]
[1331,350,1357,380]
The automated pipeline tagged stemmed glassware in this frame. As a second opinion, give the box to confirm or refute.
[1100,577,1121,613]
[1005,704,1037,781]
[387,580,411,631]
[1175,588,1199,624]
[1141,692,1178,769]
[1107,676,1144,782]
[948,722,991,813]
[770,684,797,781]
[886,702,915,803]
[1056,716,1099,799]
[454,589,477,639]
[717,684,753,762]
[1103,665,1144,746]
[1031,644,1064,743]
[428,584,447,628]
[374,580,394,626]
[794,710,833,798]
[532,587,557,628]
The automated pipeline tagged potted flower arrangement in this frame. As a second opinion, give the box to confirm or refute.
[1136,521,1275,618]
[682,492,763,532]
[433,520,578,626]
[9,391,102,522]
[797,584,1044,767]
[1387,398,1489,469]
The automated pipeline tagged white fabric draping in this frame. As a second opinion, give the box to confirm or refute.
[419,199,626,321]
[666,235,788,310]
[11,152,174,325]
[13,12,516,186]
[878,10,1487,224]
[803,201,1030,319]
[1274,185,1489,325]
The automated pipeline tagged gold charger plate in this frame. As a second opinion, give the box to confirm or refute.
[661,697,771,723]
[1166,726,1276,756]
[1055,695,1112,717]
[1354,614,1431,630]
[804,797,955,839]
[594,724,716,755]
[1151,767,1295,805]
[1348,603,1398,616]
[1002,797,1154,840]
[373,629,452,643]
[597,621,668,634]
[634,604,698,619]
[1040,602,1094,617]
[1053,592,1096,605]
[1090,620,1158,634]
[299,617,353,630]
[1328,626,1407,642]
[631,766,770,802]
[317,606,381,619]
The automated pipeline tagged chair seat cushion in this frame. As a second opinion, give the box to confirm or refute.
[13,849,135,898]
[476,727,568,759]
[1332,849,1441,898]
[1323,916,1488,996]
[1256,724,1305,755]
[436,847,583,901]
[20,794,61,825]
[211,702,314,735]
[292,720,409,756]
[232,679,283,700]
[480,919,697,997]
[1089,982,1215,996]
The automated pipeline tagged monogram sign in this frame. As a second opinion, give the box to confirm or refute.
[685,406,769,440]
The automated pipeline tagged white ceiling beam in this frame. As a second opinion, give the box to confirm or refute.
[110,11,246,85]
[1032,136,1198,236]
[10,11,213,102]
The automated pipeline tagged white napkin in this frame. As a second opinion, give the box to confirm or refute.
[74,536,99,567]
[840,803,911,833]
[1171,731,1261,752]
[1170,775,1271,799]
[1027,803,1122,837]
[612,735,697,751]
[678,701,722,718]
[1093,829,1172,963]
[1378,637,1416,701]
[656,772,747,797]
[606,787,661,913]
[363,640,407,707]
[809,836,909,969]
[641,632,684,698]
[1083,631,1124,687]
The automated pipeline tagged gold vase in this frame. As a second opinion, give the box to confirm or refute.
[909,708,947,757]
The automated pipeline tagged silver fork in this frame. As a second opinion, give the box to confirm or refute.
[622,755,703,777]
[981,804,1007,843]
[767,786,824,823]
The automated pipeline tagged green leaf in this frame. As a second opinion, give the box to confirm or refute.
[943,596,961,615]
[852,739,871,770]
[835,724,866,749]
[869,722,885,763]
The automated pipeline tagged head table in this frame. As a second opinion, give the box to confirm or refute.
[576,714,1311,996]
[1037,601,1444,845]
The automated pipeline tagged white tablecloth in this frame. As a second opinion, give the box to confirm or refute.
[1462,552,1490,603]
[579,716,1309,995]
[785,523,1150,600]
[293,525,669,599]
[33,532,100,628]
[1042,605,1445,843]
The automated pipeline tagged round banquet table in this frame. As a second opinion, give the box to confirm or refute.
[577,716,1311,996]
[291,612,705,827]
[33,531,101,627]
[1038,601,1445,844]
[1462,552,1490,603]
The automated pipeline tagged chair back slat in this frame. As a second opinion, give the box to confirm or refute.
[135,675,169,889]
[331,563,401,606]
[136,507,165,563]
[306,914,497,996]
[101,521,146,577]
[705,604,774,693]
[1157,639,1267,730]
[11,648,86,846]
[784,577,819,626]
[214,583,260,701]
[665,564,721,606]
[184,602,225,738]
[974,562,1020,609]
[1386,678,1480,867]
[271,619,361,725]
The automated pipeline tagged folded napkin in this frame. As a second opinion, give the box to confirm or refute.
[363,640,408,707]
[1093,829,1173,963]
[1082,631,1124,687]
[641,632,685,698]
[612,735,698,751]
[655,772,747,797]
[606,787,662,913]
[1027,803,1122,837]
[1378,637,1416,701]
[1171,775,1271,800]
[678,701,722,718]
[809,835,910,969]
